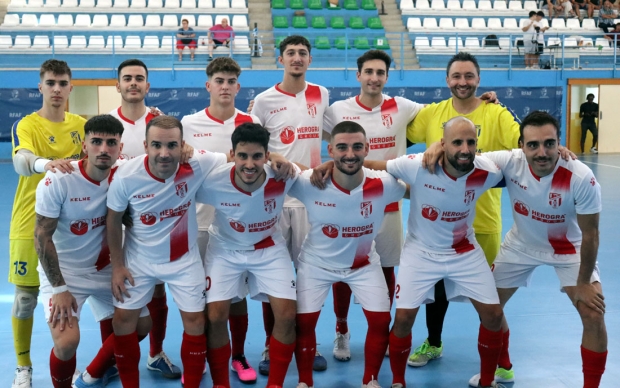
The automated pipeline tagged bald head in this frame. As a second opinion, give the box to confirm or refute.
[443,116,476,138]
[441,116,477,175]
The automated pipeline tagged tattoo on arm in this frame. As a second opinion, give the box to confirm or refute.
[34,214,64,287]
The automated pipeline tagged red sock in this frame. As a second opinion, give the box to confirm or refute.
[268,336,296,387]
[478,325,503,387]
[295,311,320,387]
[100,318,114,343]
[497,329,512,370]
[147,294,168,357]
[262,302,275,346]
[229,313,248,357]
[382,267,396,308]
[333,282,352,334]
[362,310,391,384]
[389,330,411,387]
[114,331,140,388]
[582,346,607,388]
[86,333,116,378]
[181,332,207,388]
[50,349,76,388]
[207,342,231,388]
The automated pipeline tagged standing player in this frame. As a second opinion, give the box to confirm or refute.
[290,121,406,388]
[9,59,85,388]
[467,111,607,387]
[322,50,423,361]
[251,35,329,374]
[181,57,260,383]
[197,123,298,388]
[109,58,181,379]
[405,52,520,374]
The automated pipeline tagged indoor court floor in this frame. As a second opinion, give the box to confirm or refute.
[0,153,618,388]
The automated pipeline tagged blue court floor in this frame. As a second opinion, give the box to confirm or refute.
[0,154,618,388]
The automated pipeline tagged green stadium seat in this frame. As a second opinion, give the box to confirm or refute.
[330,16,346,28]
[354,36,371,49]
[273,16,289,28]
[272,0,286,9]
[312,16,327,28]
[308,0,323,9]
[361,0,376,9]
[349,16,364,29]
[334,36,348,49]
[289,0,304,8]
[315,36,331,49]
[367,17,383,29]
[275,36,286,48]
[374,36,390,49]
[292,15,308,28]
[344,0,358,9]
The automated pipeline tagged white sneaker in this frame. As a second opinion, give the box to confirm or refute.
[590,147,598,154]
[12,366,32,388]
[468,374,508,387]
[333,331,351,361]
[391,385,404,388]
[72,369,81,384]
[296,383,314,388]
[362,379,382,388]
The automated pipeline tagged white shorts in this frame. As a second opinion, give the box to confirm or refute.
[493,242,601,290]
[115,245,206,313]
[375,209,404,267]
[205,242,297,304]
[396,242,499,309]
[296,260,390,314]
[279,206,310,267]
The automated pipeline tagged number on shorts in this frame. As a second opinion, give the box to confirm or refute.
[395,284,400,299]
[13,261,27,276]
[205,276,211,291]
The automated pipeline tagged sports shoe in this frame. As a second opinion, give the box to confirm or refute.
[391,385,404,388]
[258,346,270,376]
[469,367,515,387]
[407,339,442,367]
[313,350,328,371]
[362,379,382,388]
[102,365,119,384]
[73,373,104,388]
[12,366,32,388]
[231,355,257,384]
[72,369,81,384]
[181,363,207,386]
[333,331,351,361]
[146,351,182,379]
[590,147,598,154]
[296,383,313,388]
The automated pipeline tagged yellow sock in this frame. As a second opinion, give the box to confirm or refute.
[12,315,33,366]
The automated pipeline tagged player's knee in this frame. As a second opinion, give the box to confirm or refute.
[136,315,153,337]
[577,304,605,327]
[54,334,80,358]
[394,309,417,331]
[366,311,391,331]
[12,286,39,319]
[481,307,504,330]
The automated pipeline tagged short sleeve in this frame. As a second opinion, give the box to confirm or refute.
[197,150,228,177]
[383,174,407,203]
[483,150,513,171]
[252,95,268,125]
[35,172,65,218]
[398,97,424,123]
[496,105,521,149]
[386,154,421,184]
[107,175,129,212]
[12,118,36,154]
[288,169,312,203]
[406,104,433,144]
[323,105,337,134]
[574,169,602,215]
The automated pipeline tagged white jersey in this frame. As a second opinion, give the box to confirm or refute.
[289,168,406,270]
[387,154,503,254]
[109,107,156,160]
[253,82,328,207]
[485,149,602,254]
[35,160,118,275]
[107,150,227,263]
[181,108,260,231]
[197,164,297,251]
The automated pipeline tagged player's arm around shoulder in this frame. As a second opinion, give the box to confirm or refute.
[406,103,434,145]
[494,103,522,149]
[481,149,515,171]
[288,169,313,201]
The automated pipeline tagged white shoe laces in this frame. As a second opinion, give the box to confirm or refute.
[13,367,32,387]
[334,333,349,350]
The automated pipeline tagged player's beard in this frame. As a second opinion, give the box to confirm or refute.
[235,167,265,187]
[122,88,145,104]
[446,151,474,173]
[335,157,362,176]
[94,155,112,170]
[450,84,477,100]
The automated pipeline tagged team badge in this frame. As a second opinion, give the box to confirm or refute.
[321,224,339,238]
[70,219,89,235]
[307,103,317,118]
[264,198,276,214]
[421,205,440,221]
[45,177,52,186]
[549,192,562,208]
[360,201,373,218]
[229,219,246,233]
[70,131,81,145]
[513,200,530,216]
[175,182,188,198]
[590,177,596,186]
[381,113,393,128]
[464,190,475,205]
[140,212,158,225]
[49,136,56,144]
[280,126,295,145]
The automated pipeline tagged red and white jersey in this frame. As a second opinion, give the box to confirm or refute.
[387,154,503,254]
[35,160,119,275]
[196,164,297,251]
[485,149,602,254]
[289,168,406,270]
[107,150,227,263]
[109,107,156,160]
[181,108,260,230]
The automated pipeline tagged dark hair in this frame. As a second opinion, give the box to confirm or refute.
[536,10,545,16]
[529,10,537,17]
[446,52,480,76]
[40,59,71,79]
[519,111,560,140]
[331,120,366,139]
[356,49,391,74]
[181,18,189,23]
[279,35,311,55]
[587,93,595,99]
[207,57,241,78]
[146,115,183,139]
[117,59,149,80]
[85,114,124,137]
[231,123,270,152]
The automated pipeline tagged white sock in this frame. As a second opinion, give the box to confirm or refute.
[82,371,99,384]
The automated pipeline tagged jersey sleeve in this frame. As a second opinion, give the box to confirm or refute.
[251,95,268,126]
[482,150,513,171]
[35,172,66,218]
[323,104,337,134]
[399,97,425,122]
[406,104,433,144]
[386,154,422,184]
[287,169,312,203]
[107,174,130,212]
[382,173,407,203]
[573,168,602,215]
[251,114,262,124]
[496,104,521,149]
[197,150,228,176]
[11,117,37,154]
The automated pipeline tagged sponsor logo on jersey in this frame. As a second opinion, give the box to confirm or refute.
[221,202,240,207]
[424,183,445,192]
[360,201,373,218]
[249,216,278,232]
[280,126,296,144]
[342,116,360,120]
[342,224,373,238]
[464,190,475,205]
[92,215,106,229]
[229,219,246,232]
[369,136,396,150]
[314,201,336,207]
[70,197,91,202]
[70,219,89,235]
[408,154,416,159]
[421,205,440,221]
[133,194,155,199]
[307,103,317,118]
[193,133,212,137]
[264,198,276,214]
[322,223,340,238]
[548,192,562,208]
[270,107,287,114]
[531,210,566,223]
[381,113,393,128]
[291,280,296,288]
[590,177,596,186]
[49,136,56,144]
[70,131,81,145]
[298,126,320,139]
[510,178,527,190]
[140,212,158,225]
[160,201,191,220]
[514,200,530,216]
[176,182,188,198]
[441,210,469,222]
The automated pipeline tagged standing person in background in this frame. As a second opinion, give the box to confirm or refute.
[176,18,197,61]
[208,17,235,61]
[579,93,599,153]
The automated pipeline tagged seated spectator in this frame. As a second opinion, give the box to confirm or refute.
[590,0,602,14]
[176,18,196,61]
[207,17,235,61]
[546,0,576,18]
[572,0,594,18]
[598,0,617,32]
[603,23,620,45]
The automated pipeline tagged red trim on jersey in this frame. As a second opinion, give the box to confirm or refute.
[331,173,351,195]
[548,233,577,254]
[108,166,118,184]
[234,112,254,127]
[264,178,286,199]
[274,83,297,97]
[175,162,195,181]
[230,166,252,196]
[116,107,136,125]
[442,165,458,181]
[355,96,373,111]
[380,97,398,115]
[169,209,189,261]
[145,112,156,124]
[451,222,475,253]
[452,237,475,253]
[254,236,275,250]
[351,240,372,269]
[384,202,399,212]
[551,166,573,191]
[95,236,111,271]
[144,157,165,183]
[351,254,370,269]
[528,165,541,181]
[465,168,489,188]
[305,84,322,104]
[78,159,101,186]
[362,177,384,200]
[205,108,225,124]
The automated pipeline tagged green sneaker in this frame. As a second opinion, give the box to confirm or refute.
[494,367,515,383]
[407,339,443,367]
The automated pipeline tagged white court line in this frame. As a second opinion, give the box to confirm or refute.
[581,161,620,169]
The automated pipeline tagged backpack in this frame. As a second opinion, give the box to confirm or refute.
[485,34,499,47]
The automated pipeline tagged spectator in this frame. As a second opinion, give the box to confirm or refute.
[599,1,617,32]
[523,11,548,69]
[208,17,235,61]
[176,18,196,61]
[572,0,594,19]
[546,0,576,18]
[590,0,602,14]
[579,93,599,153]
